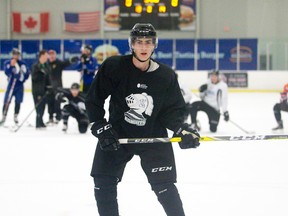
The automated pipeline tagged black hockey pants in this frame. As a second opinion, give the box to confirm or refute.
[190,100,220,132]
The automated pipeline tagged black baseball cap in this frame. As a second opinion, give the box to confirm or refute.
[71,83,80,90]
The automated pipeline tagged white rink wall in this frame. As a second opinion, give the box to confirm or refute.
[177,71,288,92]
[0,70,288,92]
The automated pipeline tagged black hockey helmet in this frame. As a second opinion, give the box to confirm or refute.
[129,23,158,49]
[82,44,93,53]
[12,48,21,55]
[209,70,220,76]
[71,83,80,90]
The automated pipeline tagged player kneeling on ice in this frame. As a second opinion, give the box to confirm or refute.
[272,83,288,130]
[0,48,30,126]
[55,83,89,133]
[190,70,229,132]
[85,23,200,216]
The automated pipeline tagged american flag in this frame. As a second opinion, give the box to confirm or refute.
[64,11,100,32]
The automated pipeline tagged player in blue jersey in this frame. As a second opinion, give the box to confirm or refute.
[74,44,97,95]
[0,48,30,125]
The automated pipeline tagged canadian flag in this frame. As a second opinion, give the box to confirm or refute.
[12,12,49,34]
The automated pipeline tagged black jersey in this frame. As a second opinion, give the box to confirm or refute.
[85,54,186,139]
[56,88,85,104]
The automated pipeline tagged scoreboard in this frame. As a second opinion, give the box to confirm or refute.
[119,0,181,30]
[104,0,196,31]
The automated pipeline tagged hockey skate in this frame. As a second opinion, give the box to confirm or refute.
[272,121,283,131]
[272,124,284,131]
[46,118,55,126]
[14,114,19,124]
[62,124,68,132]
[54,119,60,124]
[0,115,6,126]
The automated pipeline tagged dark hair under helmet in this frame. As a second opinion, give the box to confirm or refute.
[128,23,158,50]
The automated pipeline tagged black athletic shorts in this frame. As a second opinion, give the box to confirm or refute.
[91,142,177,184]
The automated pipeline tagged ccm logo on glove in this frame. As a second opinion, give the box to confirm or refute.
[96,124,112,134]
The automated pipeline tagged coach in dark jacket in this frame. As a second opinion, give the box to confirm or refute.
[31,49,51,129]
[46,49,78,124]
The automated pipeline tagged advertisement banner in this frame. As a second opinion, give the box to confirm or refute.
[63,39,82,70]
[221,72,248,88]
[219,39,237,70]
[180,0,197,31]
[0,40,19,70]
[42,40,62,59]
[111,39,130,56]
[239,39,258,70]
[104,0,196,31]
[197,39,216,70]
[21,40,40,69]
[152,39,173,67]
[175,39,195,70]
[84,39,106,65]
[63,39,82,61]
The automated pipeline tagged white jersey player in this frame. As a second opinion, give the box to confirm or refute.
[200,73,228,113]
[191,70,229,132]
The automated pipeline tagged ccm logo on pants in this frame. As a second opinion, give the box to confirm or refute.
[151,166,173,173]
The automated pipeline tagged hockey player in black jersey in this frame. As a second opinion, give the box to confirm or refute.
[85,23,200,216]
[55,83,89,133]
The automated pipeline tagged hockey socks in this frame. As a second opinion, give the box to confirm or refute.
[93,176,119,216]
[151,182,185,216]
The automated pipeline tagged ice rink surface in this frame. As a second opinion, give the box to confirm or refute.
[1,92,288,216]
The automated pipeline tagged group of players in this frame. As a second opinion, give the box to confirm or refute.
[1,22,288,215]
[1,43,287,134]
[0,44,97,133]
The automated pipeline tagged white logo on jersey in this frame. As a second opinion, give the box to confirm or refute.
[124,93,154,126]
[137,83,148,89]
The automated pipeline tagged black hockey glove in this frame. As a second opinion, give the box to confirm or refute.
[91,120,120,151]
[174,123,200,149]
[81,54,90,63]
[70,56,79,63]
[199,84,208,93]
[223,111,229,121]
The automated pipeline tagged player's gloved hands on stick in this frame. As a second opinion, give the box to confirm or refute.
[223,111,229,121]
[174,123,200,149]
[91,120,120,151]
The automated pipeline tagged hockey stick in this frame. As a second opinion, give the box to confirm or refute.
[11,93,48,133]
[0,78,17,119]
[119,134,288,144]
[227,119,254,134]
